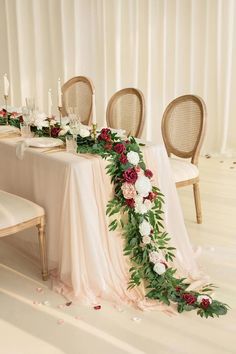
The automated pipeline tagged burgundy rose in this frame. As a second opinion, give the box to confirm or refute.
[98,128,111,142]
[0,109,7,117]
[125,140,130,144]
[19,115,24,123]
[104,142,113,150]
[120,153,128,164]
[114,143,126,154]
[144,169,153,179]
[51,127,61,138]
[200,298,211,309]
[125,198,135,208]
[175,286,182,292]
[182,293,197,305]
[123,168,138,184]
[145,191,158,202]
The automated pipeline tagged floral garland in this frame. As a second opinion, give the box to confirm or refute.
[0,111,229,317]
[77,128,229,318]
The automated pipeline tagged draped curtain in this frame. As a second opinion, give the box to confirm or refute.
[0,0,236,155]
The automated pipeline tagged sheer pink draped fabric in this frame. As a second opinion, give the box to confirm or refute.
[0,138,207,311]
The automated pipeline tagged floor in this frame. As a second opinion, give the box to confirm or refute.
[0,157,236,354]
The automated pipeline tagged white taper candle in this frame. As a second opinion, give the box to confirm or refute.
[92,93,96,124]
[57,78,62,107]
[48,89,52,117]
[3,73,9,96]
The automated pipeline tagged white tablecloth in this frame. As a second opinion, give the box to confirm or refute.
[0,138,205,308]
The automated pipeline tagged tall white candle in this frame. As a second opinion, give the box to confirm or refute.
[92,93,96,124]
[3,73,9,96]
[57,78,62,107]
[48,89,52,118]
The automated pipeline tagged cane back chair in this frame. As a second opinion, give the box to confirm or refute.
[106,88,145,138]
[62,76,95,125]
[161,95,206,224]
[0,190,48,280]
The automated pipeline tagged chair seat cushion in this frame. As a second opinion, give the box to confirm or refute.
[169,158,199,183]
[0,191,44,230]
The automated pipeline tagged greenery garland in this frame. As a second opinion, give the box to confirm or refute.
[77,128,229,318]
[0,111,229,318]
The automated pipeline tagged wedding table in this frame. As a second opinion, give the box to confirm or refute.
[0,137,205,309]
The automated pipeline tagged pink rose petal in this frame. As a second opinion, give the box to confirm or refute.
[36,287,43,293]
[57,304,65,309]
[57,319,65,325]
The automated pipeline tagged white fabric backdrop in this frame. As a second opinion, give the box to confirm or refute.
[0,0,236,154]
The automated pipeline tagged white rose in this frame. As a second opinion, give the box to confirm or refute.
[144,199,153,210]
[79,128,90,138]
[135,175,152,197]
[127,151,140,165]
[142,235,151,244]
[139,220,151,236]
[134,195,143,206]
[197,295,212,304]
[153,262,166,275]
[149,251,161,264]
[135,203,148,215]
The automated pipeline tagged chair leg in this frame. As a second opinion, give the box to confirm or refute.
[37,216,48,280]
[193,182,202,224]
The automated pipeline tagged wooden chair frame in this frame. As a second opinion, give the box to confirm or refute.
[0,214,48,280]
[61,76,95,125]
[106,88,145,138]
[161,95,207,223]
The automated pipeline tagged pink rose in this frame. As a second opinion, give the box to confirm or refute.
[121,182,136,199]
[123,168,138,184]
[104,142,113,150]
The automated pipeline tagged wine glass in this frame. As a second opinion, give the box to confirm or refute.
[21,106,30,125]
[25,97,35,124]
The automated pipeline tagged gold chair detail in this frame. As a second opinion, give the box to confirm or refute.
[0,190,48,280]
[62,76,95,125]
[106,88,145,138]
[161,95,206,224]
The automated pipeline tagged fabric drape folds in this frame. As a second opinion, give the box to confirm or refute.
[0,0,236,154]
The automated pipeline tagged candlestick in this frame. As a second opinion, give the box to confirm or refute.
[58,106,62,126]
[4,94,9,125]
[3,73,9,96]
[57,78,62,107]
[92,93,96,124]
[48,89,52,118]
[92,123,97,141]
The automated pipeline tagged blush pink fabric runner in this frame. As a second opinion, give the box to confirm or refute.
[0,138,207,310]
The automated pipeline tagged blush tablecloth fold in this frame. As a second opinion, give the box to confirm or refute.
[0,138,206,309]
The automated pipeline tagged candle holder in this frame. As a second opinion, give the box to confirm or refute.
[58,106,62,126]
[4,94,9,125]
[91,123,97,141]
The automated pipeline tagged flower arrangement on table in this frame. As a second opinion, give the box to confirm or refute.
[76,128,229,318]
[0,109,229,317]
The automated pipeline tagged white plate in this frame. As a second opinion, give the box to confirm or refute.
[26,137,64,148]
[0,125,20,133]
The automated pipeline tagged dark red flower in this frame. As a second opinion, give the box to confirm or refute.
[0,109,7,117]
[120,153,128,164]
[104,142,113,150]
[19,115,24,123]
[51,127,61,138]
[125,198,135,208]
[144,169,153,179]
[125,140,130,144]
[123,168,138,184]
[93,305,101,310]
[114,143,126,154]
[200,298,211,309]
[98,128,111,142]
[145,191,158,202]
[182,293,197,305]
[175,286,182,292]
